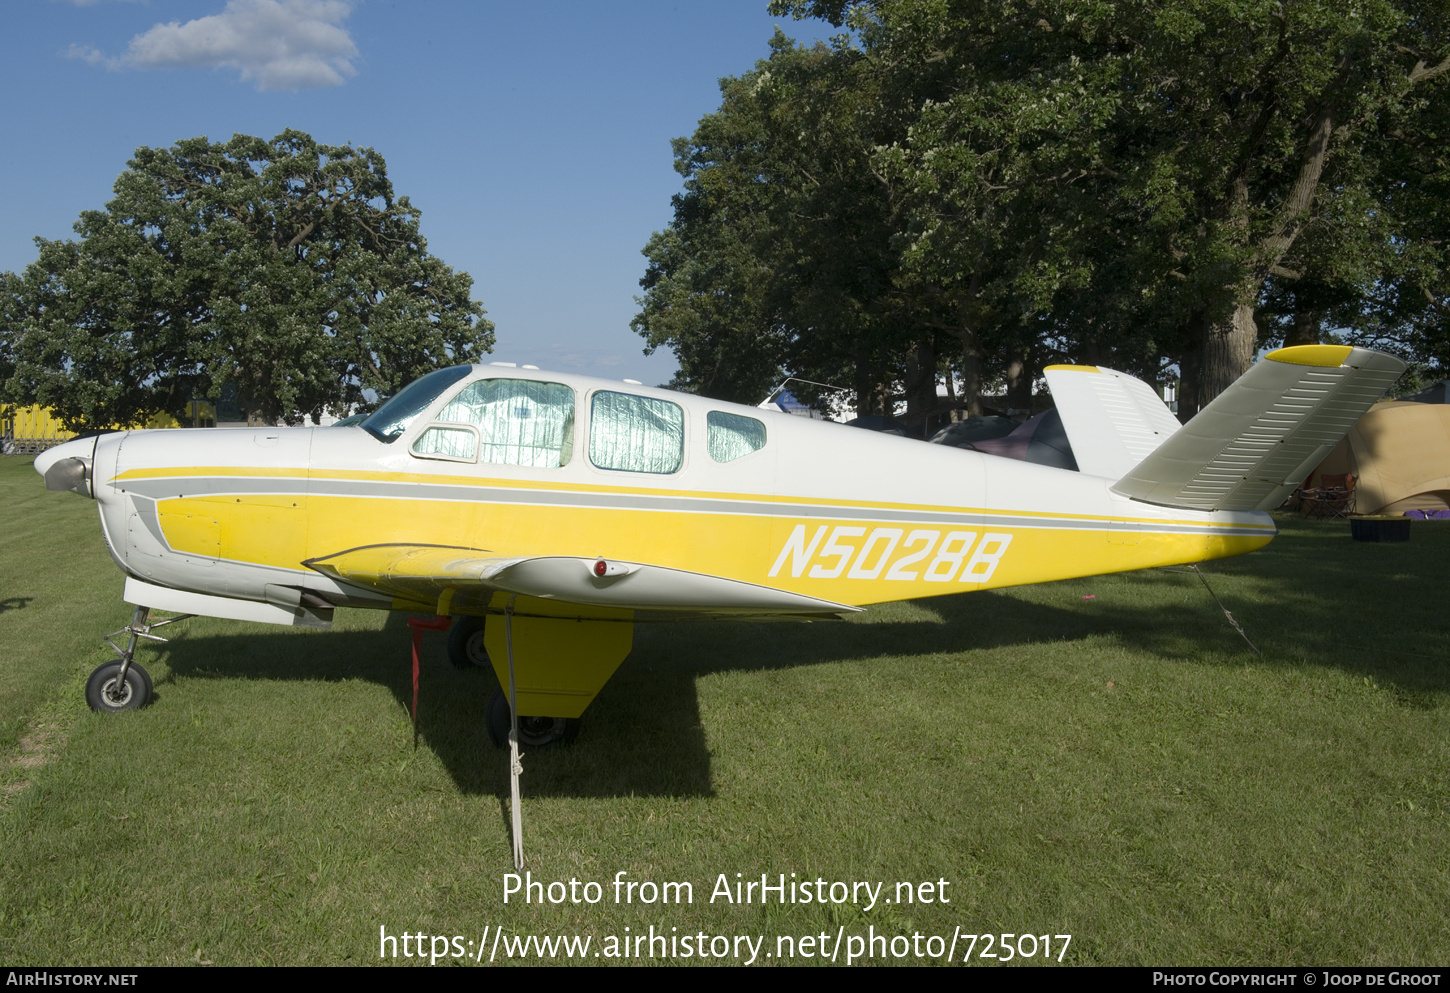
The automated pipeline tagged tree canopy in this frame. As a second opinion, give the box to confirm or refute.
[637,1,1450,423]
[2,129,493,428]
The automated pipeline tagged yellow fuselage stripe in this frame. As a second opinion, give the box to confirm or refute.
[143,469,1271,608]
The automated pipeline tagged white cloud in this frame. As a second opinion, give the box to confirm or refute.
[72,0,359,91]
[66,44,110,65]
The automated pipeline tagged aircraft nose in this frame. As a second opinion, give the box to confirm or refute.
[34,436,97,496]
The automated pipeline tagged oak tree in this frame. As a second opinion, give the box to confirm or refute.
[2,130,492,428]
[644,1,1450,418]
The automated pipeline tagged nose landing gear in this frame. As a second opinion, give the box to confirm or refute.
[86,605,192,713]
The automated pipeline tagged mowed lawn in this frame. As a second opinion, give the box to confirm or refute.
[1,454,1448,966]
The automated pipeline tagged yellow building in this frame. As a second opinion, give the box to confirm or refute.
[2,404,214,455]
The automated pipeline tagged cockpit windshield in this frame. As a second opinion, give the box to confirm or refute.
[360,365,472,442]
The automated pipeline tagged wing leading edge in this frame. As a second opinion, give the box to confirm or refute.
[304,544,862,619]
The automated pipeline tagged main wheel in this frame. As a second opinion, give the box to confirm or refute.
[486,689,580,748]
[447,616,490,669]
[85,660,153,712]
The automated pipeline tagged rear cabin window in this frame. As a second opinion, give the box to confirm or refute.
[706,410,766,462]
[589,391,684,474]
[412,379,575,467]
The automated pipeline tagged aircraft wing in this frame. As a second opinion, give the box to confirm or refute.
[303,543,862,619]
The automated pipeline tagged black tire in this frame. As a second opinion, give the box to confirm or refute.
[486,689,580,748]
[85,660,153,712]
[447,616,490,669]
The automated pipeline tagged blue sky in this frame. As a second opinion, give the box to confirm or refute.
[1,0,838,386]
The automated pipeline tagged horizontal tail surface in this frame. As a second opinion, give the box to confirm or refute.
[1111,345,1405,512]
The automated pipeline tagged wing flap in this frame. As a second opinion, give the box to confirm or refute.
[304,544,861,618]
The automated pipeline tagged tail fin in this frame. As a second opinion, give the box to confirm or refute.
[1042,363,1184,479]
[1111,345,1405,512]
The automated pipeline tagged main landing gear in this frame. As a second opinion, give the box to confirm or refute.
[447,615,491,668]
[447,616,581,748]
[486,689,580,748]
[86,605,191,713]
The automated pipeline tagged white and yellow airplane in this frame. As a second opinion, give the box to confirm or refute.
[36,343,1401,741]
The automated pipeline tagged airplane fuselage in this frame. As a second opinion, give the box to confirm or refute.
[51,365,1274,619]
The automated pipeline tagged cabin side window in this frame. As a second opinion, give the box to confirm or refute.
[412,379,575,467]
[412,425,480,462]
[589,391,684,474]
[706,410,766,463]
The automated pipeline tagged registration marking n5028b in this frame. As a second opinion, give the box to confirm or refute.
[769,525,1013,584]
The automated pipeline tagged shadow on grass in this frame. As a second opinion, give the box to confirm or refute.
[1191,515,1450,702]
[130,521,1444,800]
[141,518,1450,799]
[150,612,719,801]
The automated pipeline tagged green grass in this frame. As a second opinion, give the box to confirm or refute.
[2,454,1448,966]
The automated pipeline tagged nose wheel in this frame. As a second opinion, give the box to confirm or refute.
[85,659,154,712]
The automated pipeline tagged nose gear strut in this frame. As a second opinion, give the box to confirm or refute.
[87,605,193,713]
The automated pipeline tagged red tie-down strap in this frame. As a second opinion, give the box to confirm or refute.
[407,615,453,745]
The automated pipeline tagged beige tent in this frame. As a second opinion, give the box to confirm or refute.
[1307,401,1450,514]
